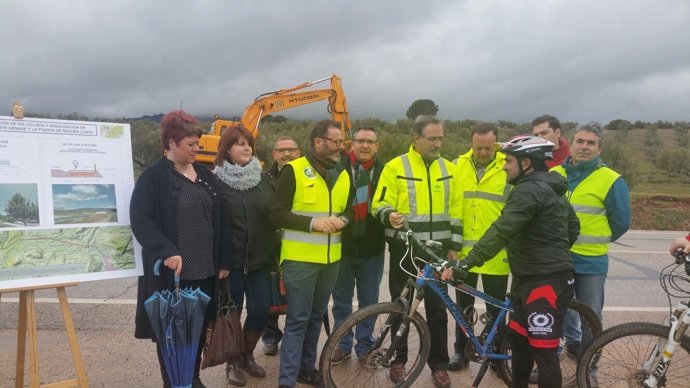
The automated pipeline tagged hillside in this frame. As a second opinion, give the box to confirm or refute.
[127,117,690,231]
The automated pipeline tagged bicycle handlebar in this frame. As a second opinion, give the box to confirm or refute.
[398,224,469,280]
[672,249,690,276]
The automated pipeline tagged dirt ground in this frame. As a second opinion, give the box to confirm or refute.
[631,195,690,230]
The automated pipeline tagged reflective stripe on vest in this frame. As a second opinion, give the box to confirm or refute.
[553,165,619,256]
[463,184,510,203]
[454,152,510,275]
[382,154,457,243]
[280,157,350,264]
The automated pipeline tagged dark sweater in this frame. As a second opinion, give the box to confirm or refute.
[341,158,386,257]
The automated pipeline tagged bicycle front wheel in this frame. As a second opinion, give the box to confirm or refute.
[319,301,431,388]
[577,322,690,388]
[496,298,602,386]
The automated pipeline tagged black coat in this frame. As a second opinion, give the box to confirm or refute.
[218,172,277,273]
[466,171,579,278]
[130,157,229,339]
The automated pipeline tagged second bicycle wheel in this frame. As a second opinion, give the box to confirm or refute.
[496,298,602,386]
[577,322,690,388]
[319,301,431,388]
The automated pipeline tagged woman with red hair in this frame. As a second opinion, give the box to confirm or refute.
[131,110,230,388]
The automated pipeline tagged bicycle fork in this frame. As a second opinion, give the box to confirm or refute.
[378,282,425,365]
[643,306,690,387]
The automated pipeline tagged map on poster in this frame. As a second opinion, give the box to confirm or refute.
[0,116,142,290]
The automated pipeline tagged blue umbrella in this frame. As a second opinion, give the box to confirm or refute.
[144,259,210,388]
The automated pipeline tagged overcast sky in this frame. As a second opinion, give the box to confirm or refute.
[2,0,689,124]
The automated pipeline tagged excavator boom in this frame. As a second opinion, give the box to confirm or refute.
[196,74,350,165]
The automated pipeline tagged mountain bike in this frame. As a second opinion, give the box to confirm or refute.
[320,228,602,388]
[576,250,690,388]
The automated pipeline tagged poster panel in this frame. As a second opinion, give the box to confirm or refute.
[0,116,142,290]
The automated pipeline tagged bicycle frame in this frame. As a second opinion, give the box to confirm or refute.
[642,302,690,386]
[406,261,513,363]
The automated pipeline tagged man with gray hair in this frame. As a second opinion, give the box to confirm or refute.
[551,122,630,360]
[263,136,301,355]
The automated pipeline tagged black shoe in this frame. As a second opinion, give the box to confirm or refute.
[297,369,324,388]
[278,385,293,388]
[264,341,279,356]
[448,352,469,371]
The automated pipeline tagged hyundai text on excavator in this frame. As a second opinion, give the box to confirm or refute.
[195,74,351,164]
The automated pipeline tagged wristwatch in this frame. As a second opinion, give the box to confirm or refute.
[338,215,350,226]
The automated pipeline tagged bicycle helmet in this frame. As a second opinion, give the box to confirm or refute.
[499,135,555,161]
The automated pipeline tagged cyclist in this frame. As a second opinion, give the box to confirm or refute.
[442,135,580,388]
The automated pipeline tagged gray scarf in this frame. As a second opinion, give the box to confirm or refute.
[214,156,262,191]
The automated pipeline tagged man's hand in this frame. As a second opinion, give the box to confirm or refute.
[164,255,183,276]
[218,269,229,279]
[441,267,455,282]
[440,255,480,282]
[327,215,347,231]
[446,249,458,261]
[389,212,406,229]
[669,236,690,255]
[312,217,337,233]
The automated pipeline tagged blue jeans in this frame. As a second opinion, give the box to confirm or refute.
[563,274,605,346]
[228,269,272,332]
[331,252,385,357]
[278,259,339,387]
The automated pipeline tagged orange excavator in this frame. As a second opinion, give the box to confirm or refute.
[196,74,351,164]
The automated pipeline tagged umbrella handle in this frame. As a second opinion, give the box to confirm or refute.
[153,258,181,289]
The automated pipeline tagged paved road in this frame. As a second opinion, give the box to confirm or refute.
[0,230,684,387]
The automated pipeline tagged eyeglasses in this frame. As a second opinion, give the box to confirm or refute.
[352,139,378,145]
[420,135,444,143]
[274,147,298,153]
[318,137,345,146]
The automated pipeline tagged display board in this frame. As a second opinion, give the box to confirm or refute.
[0,116,142,290]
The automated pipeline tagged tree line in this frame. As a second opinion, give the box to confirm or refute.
[16,99,690,188]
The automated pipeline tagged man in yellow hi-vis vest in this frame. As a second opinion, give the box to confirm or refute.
[449,123,511,371]
[269,120,353,388]
[551,122,630,359]
[372,115,463,388]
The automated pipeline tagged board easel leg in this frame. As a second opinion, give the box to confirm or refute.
[15,291,28,388]
[26,290,41,388]
[56,287,89,387]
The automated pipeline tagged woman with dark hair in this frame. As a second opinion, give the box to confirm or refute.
[214,125,276,386]
[131,110,229,388]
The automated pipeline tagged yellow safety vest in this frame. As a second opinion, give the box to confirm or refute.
[552,165,620,256]
[454,150,511,275]
[372,145,462,247]
[281,157,351,264]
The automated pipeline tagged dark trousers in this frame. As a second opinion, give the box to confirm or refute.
[262,314,283,345]
[388,243,449,372]
[228,269,271,332]
[509,274,574,388]
[454,273,509,353]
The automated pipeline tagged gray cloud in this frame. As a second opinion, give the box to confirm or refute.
[2,0,689,123]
